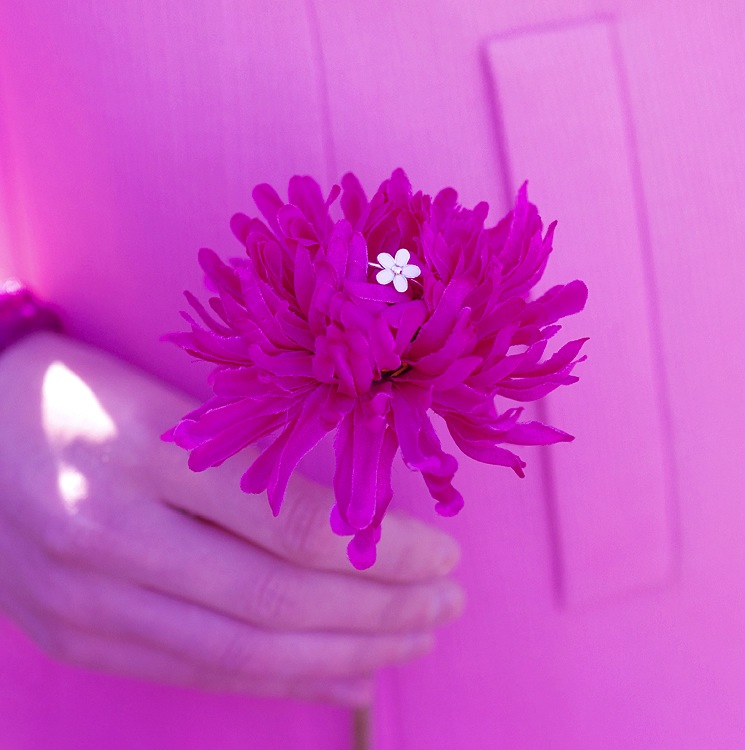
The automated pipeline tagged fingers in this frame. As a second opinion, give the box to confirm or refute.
[134,586,434,681]
[156,442,461,583]
[35,622,375,705]
[38,495,465,636]
[271,473,462,582]
[55,577,436,683]
[0,334,459,704]
[21,511,438,699]
[105,503,464,634]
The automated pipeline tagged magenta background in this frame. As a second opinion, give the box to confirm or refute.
[2,1,745,747]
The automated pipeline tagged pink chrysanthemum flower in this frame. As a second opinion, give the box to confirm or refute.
[164,169,588,569]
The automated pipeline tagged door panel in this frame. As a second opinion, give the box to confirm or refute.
[486,18,676,606]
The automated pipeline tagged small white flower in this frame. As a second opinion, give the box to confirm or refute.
[374,248,421,293]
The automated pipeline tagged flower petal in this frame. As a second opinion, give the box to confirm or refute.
[347,527,380,570]
[166,169,588,572]
[251,183,284,236]
[377,252,396,269]
[376,268,395,285]
[340,172,369,229]
[394,248,410,266]
[288,175,329,240]
[346,231,369,282]
[345,403,389,530]
[393,274,409,293]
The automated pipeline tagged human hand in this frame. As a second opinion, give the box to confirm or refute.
[0,333,463,705]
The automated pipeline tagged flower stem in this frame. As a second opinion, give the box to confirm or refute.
[353,705,372,750]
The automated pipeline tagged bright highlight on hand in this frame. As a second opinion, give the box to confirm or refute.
[0,333,464,706]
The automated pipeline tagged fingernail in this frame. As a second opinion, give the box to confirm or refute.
[436,583,466,622]
[435,537,461,576]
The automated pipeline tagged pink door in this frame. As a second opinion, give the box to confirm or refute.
[1,1,744,748]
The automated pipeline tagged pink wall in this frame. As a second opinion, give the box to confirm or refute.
[1,1,744,747]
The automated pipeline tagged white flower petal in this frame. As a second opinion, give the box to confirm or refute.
[393,274,409,293]
[377,252,396,270]
[394,248,410,267]
[402,263,421,279]
[376,268,395,285]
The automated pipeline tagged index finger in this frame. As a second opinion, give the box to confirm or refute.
[156,439,461,582]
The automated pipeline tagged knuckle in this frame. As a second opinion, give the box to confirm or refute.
[250,569,295,626]
[209,627,260,676]
[41,511,112,564]
[280,498,335,565]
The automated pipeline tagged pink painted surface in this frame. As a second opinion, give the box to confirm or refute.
[2,1,745,748]
[485,19,675,605]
